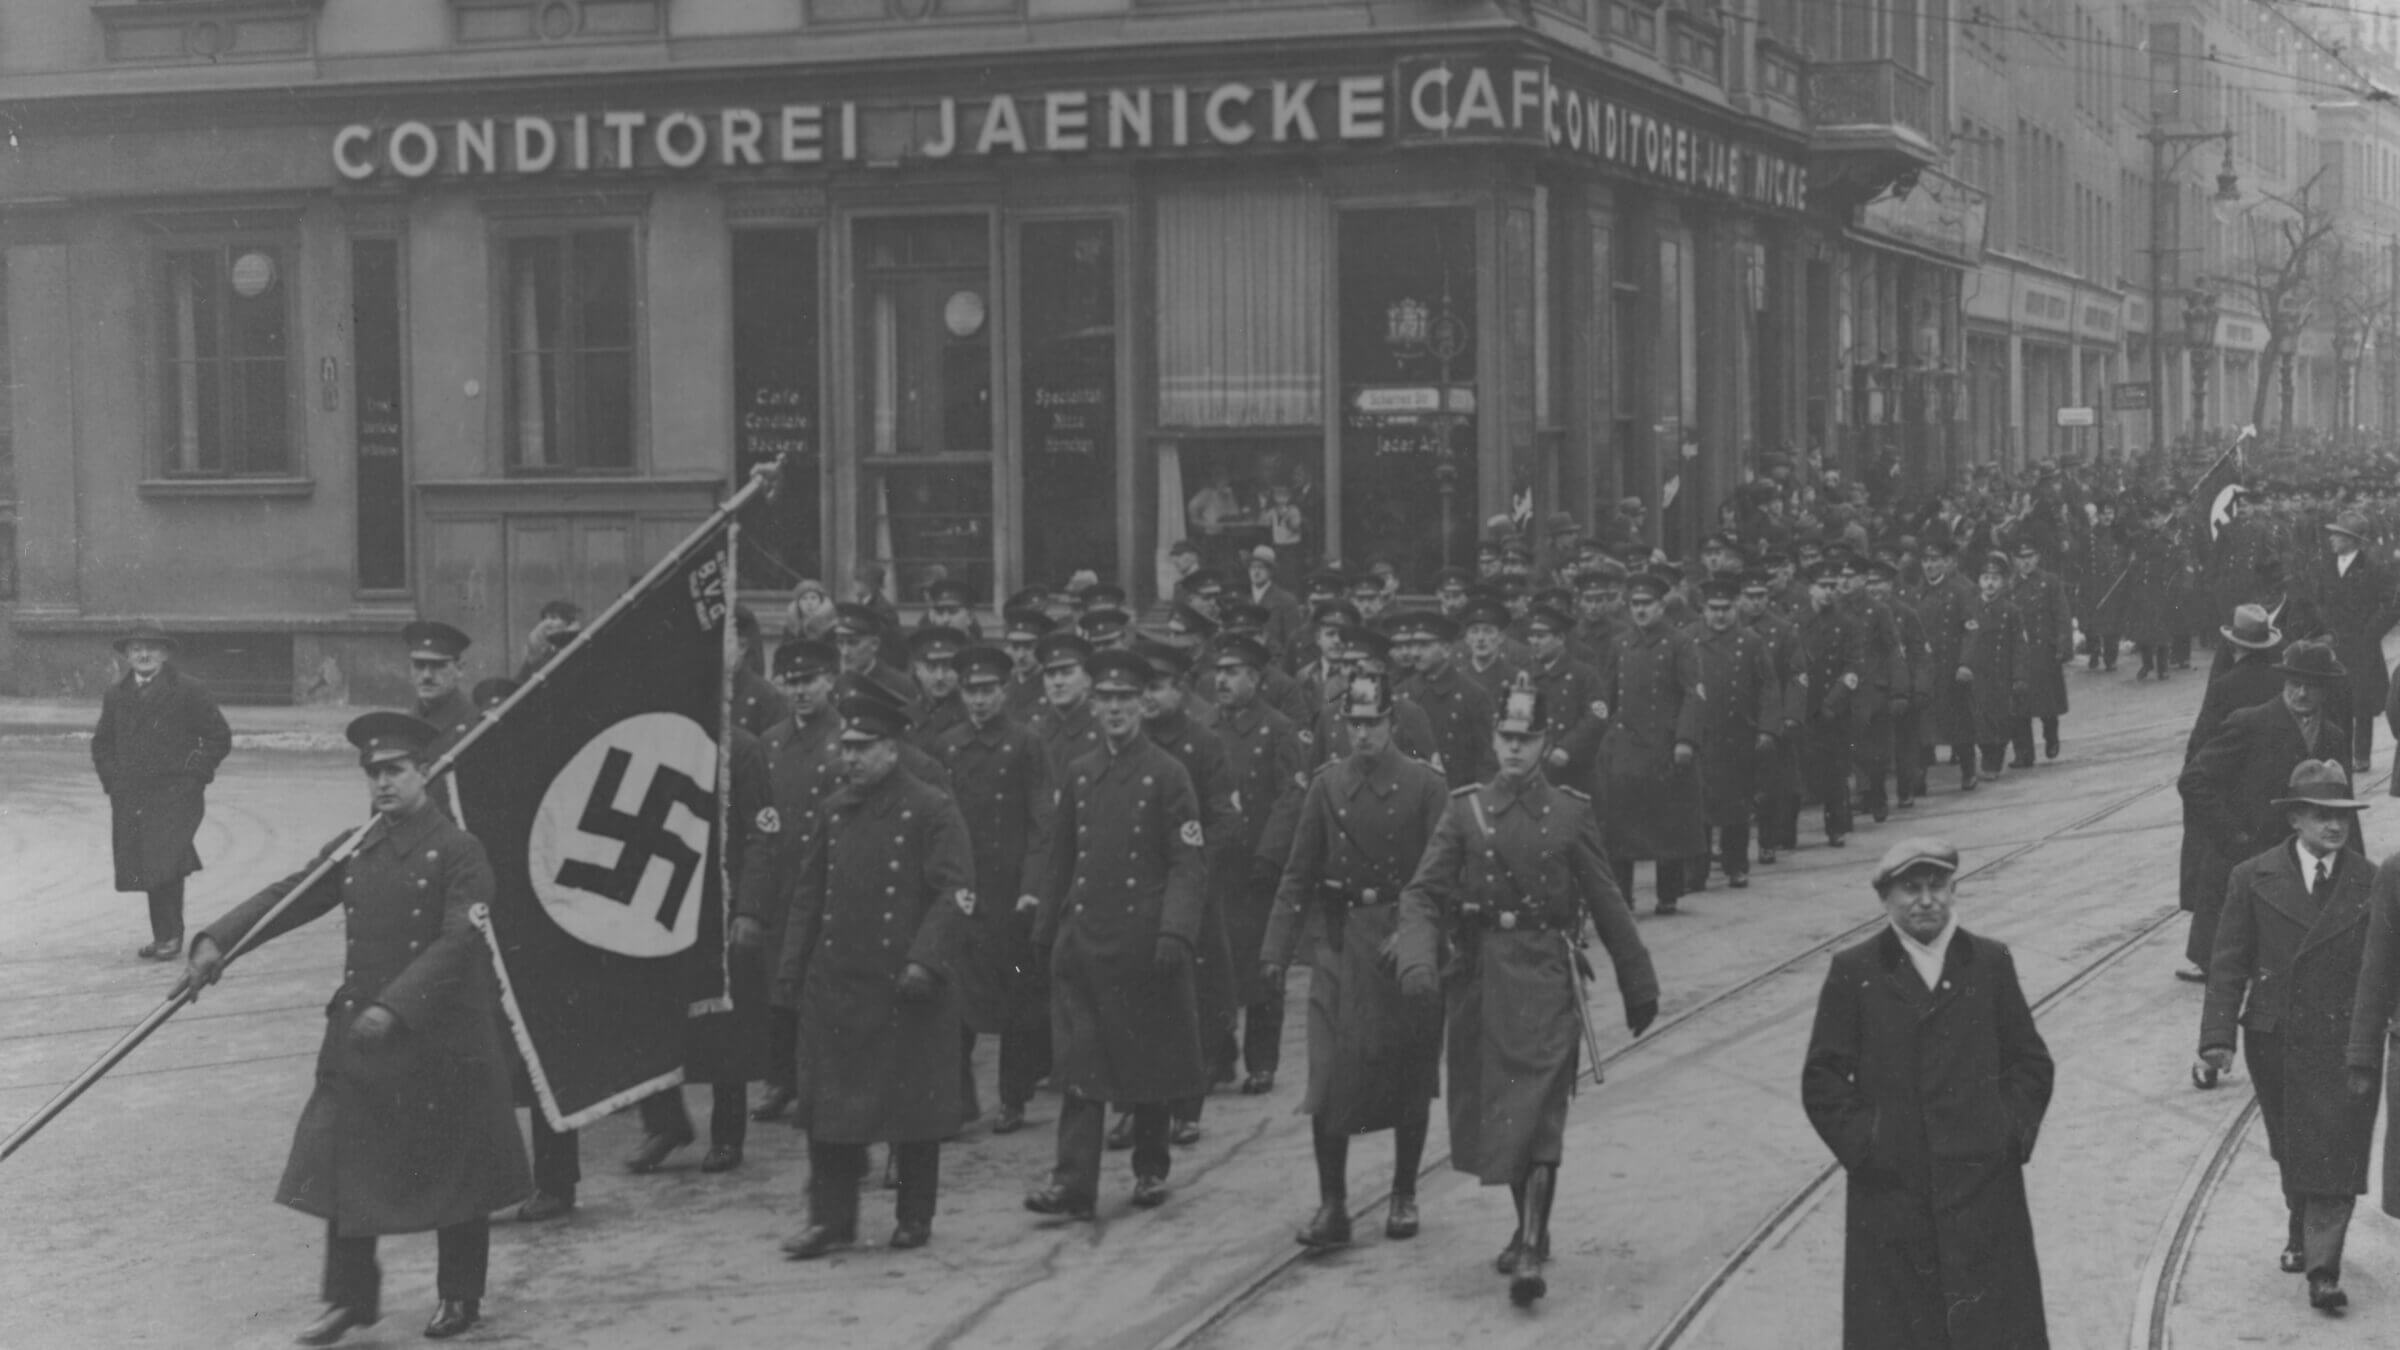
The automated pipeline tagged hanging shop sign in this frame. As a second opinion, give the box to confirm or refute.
[325,58,1807,214]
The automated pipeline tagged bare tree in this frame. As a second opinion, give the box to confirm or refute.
[2321,233,2393,435]
[2228,167,2336,438]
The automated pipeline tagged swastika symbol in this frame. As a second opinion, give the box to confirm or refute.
[553,746,714,933]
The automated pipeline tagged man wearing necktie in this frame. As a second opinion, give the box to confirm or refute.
[2197,759,2382,1314]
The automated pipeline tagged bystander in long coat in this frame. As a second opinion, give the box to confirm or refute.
[775,765,976,1144]
[2345,850,2400,1215]
[94,660,232,892]
[1803,926,2054,1350]
[2011,561,2074,721]
[1035,735,1212,1105]
[197,804,531,1236]
[1598,621,1707,859]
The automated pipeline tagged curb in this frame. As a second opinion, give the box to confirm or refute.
[0,725,352,753]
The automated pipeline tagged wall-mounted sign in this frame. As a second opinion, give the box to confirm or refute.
[2055,406,2095,427]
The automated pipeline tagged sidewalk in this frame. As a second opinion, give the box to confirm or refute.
[0,697,355,751]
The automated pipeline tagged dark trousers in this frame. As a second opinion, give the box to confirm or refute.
[1891,707,1926,800]
[1613,858,1686,908]
[765,1008,798,1093]
[146,879,184,943]
[1804,721,1852,839]
[959,1028,984,1125]
[1055,1094,1168,1198]
[998,947,1054,1108]
[1241,987,1286,1074]
[2354,698,2377,769]
[1979,742,2011,773]
[322,1218,489,1310]
[1851,698,1894,814]
[2286,1191,2357,1280]
[2007,716,2063,762]
[529,1111,579,1195]
[638,1081,747,1150]
[808,1139,939,1232]
[1713,821,1753,879]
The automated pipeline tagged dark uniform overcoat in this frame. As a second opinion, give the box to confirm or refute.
[931,710,1056,1035]
[94,665,232,892]
[1597,624,1707,859]
[1261,744,1448,1134]
[732,664,791,739]
[1405,661,1498,790]
[2205,843,2381,1197]
[1692,623,1781,826]
[774,767,976,1144]
[2012,568,2074,720]
[687,727,773,1085]
[1395,773,1655,1183]
[2343,857,2400,1214]
[1912,571,1977,754]
[1035,735,1212,1105]
[1746,609,1807,810]
[1149,709,1244,1040]
[749,709,844,969]
[1213,697,1306,1008]
[1803,928,2054,1350]
[1957,592,2028,747]
[1525,651,1608,785]
[198,805,531,1236]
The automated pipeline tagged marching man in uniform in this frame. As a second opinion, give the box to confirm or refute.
[1260,670,1451,1250]
[1395,676,1659,1306]
[174,712,531,1345]
[775,689,976,1258]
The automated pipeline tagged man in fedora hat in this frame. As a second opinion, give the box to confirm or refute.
[174,711,530,1344]
[2197,760,2381,1313]
[2315,511,2395,774]
[93,621,231,960]
[1803,837,2054,1348]
[2180,640,2362,982]
[2189,605,2286,758]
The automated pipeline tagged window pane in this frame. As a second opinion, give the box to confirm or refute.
[733,229,824,587]
[867,465,991,603]
[575,230,635,349]
[352,238,409,591]
[1021,219,1118,589]
[232,355,288,476]
[507,238,563,467]
[1338,207,1476,585]
[581,350,636,469]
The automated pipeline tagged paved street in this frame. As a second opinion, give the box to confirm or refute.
[4,667,2399,1348]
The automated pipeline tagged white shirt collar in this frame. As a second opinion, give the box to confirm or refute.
[1892,916,1959,991]
[2337,550,2357,576]
[2295,839,2338,890]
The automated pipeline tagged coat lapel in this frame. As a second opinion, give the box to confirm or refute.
[1873,929,1935,1010]
[2297,850,2373,956]
[2254,845,2318,934]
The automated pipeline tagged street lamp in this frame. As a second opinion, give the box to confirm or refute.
[2182,288,2220,435]
[2145,126,2239,452]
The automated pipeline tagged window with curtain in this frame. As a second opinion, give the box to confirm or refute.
[505,229,636,472]
[1155,182,1326,429]
[159,243,294,477]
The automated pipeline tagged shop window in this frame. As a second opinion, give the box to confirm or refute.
[1156,183,1326,429]
[158,242,296,478]
[1339,208,1477,588]
[351,239,408,593]
[1611,226,1647,524]
[733,229,825,592]
[807,0,1019,22]
[1020,219,1119,591]
[856,215,994,604]
[0,251,12,600]
[503,230,637,473]
[1167,435,1323,587]
[96,1,321,65]
[451,0,663,44]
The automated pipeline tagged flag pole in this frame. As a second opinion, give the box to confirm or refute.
[0,459,786,1165]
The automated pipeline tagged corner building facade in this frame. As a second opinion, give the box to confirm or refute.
[0,1,1896,702]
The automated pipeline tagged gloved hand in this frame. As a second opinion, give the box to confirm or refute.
[1755,732,1776,753]
[894,962,939,1003]
[1399,966,1439,1003]
[1154,935,1191,973]
[172,935,227,1002]
[348,1004,399,1054]
[2192,1046,2233,1090]
[1015,893,1041,914]
[2349,1067,2380,1100]
[1955,665,1974,683]
[1672,742,1695,768]
[1260,962,1285,991]
[1626,999,1659,1037]
[731,915,766,951]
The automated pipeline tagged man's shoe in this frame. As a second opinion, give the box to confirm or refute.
[1022,1184,1096,1220]
[2045,741,2061,761]
[1386,1193,1420,1240]
[1494,1235,1525,1276]
[2175,963,2208,984]
[2309,1273,2348,1312]
[1509,1253,1548,1306]
[2280,1245,2306,1274]
[1653,900,1678,917]
[422,1299,480,1340]
[1871,805,1889,824]
[1896,795,1916,809]
[1105,1113,1136,1150]
[699,1144,742,1173]
[1169,1119,1202,1146]
[1826,835,1847,848]
[2010,756,2034,771]
[1130,1175,1171,1209]
[508,1190,574,1223]
[889,1221,931,1251]
[1727,873,1749,889]
[780,1224,855,1260]
[2356,757,2376,776]
[990,1102,1026,1135]
[625,1126,694,1173]
[1756,847,1777,865]
[1241,1070,1276,1095]
[1960,772,1978,792]
[751,1086,796,1122]
[1295,1203,1352,1249]
[294,1304,377,1347]
[138,937,184,962]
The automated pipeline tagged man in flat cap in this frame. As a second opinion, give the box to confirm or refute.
[775,690,975,1259]
[1025,648,1211,1219]
[176,712,530,1344]
[94,620,231,960]
[2201,761,2380,1314]
[1803,837,2054,1349]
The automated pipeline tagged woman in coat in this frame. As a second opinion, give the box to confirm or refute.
[2199,760,2382,1312]
[92,621,232,960]
[1803,837,2054,1350]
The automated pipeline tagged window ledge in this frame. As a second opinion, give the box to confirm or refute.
[140,476,315,500]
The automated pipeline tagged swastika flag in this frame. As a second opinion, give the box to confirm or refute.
[460,522,736,1130]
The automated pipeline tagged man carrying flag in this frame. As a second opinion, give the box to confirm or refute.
[775,690,977,1258]
[173,711,530,1345]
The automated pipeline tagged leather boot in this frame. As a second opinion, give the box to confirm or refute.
[1385,1189,1420,1240]
[1295,1202,1352,1250]
[1495,1178,1528,1275]
[1509,1165,1555,1306]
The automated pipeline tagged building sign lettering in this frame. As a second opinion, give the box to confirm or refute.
[328,60,1806,214]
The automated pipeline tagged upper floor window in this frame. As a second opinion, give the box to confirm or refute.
[96,0,321,65]
[158,243,296,478]
[504,230,638,472]
[807,0,1018,22]
[452,0,662,44]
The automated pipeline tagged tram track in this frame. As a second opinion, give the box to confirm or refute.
[1153,758,2196,1350]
